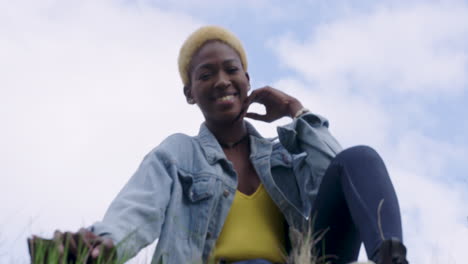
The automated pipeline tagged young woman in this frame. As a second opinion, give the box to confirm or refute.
[32,26,409,264]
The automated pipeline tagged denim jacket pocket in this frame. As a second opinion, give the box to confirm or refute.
[178,169,216,203]
[177,169,217,250]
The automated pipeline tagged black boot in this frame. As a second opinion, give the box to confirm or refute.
[372,238,409,264]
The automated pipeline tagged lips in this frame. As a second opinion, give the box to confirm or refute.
[213,92,238,102]
[219,95,235,101]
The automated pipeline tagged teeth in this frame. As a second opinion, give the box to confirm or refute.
[219,95,234,101]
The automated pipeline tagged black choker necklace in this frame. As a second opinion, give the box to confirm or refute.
[219,134,249,149]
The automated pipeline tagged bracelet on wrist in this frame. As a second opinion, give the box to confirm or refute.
[293,108,310,119]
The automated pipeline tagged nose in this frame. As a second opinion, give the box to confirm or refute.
[214,71,231,89]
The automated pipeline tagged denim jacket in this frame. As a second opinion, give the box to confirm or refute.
[90,112,342,263]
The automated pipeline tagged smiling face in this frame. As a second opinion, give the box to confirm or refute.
[185,41,250,125]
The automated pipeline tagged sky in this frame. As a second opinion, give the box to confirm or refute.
[1,0,467,263]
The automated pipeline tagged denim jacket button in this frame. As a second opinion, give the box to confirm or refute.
[282,153,291,165]
[223,189,230,197]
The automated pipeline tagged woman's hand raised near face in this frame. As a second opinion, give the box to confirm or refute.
[243,86,304,123]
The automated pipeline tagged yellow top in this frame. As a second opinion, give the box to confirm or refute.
[212,184,286,263]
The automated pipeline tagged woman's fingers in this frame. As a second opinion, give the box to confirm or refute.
[29,230,113,264]
[91,237,116,262]
[72,228,112,260]
[53,230,65,254]
[91,246,101,259]
[245,87,284,112]
[66,232,81,254]
[244,86,303,122]
[243,88,270,120]
[77,228,97,248]
[245,87,268,105]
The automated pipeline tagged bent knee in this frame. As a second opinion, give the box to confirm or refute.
[335,145,382,164]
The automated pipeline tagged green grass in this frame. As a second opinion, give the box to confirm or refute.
[27,207,389,264]
[287,226,334,264]
[28,236,120,264]
[28,225,336,264]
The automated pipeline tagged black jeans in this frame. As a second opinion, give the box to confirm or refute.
[311,145,403,264]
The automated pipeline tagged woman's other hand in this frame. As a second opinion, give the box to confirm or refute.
[28,228,116,263]
[244,86,304,123]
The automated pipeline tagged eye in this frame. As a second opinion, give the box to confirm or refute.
[226,67,239,74]
[198,72,211,81]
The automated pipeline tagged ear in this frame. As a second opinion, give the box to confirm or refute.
[245,72,251,91]
[183,85,195,105]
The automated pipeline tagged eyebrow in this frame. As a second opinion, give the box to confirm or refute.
[193,59,240,72]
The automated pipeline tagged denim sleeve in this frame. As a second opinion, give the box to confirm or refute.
[277,112,342,214]
[90,149,173,261]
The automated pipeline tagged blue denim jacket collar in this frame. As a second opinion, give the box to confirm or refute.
[195,121,273,165]
[195,123,224,165]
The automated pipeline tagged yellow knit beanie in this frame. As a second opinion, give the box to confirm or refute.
[178,25,248,86]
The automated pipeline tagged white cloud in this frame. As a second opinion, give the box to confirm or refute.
[273,78,393,149]
[273,1,468,96]
[2,0,468,263]
[147,0,304,22]
[271,1,468,263]
[0,0,203,262]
